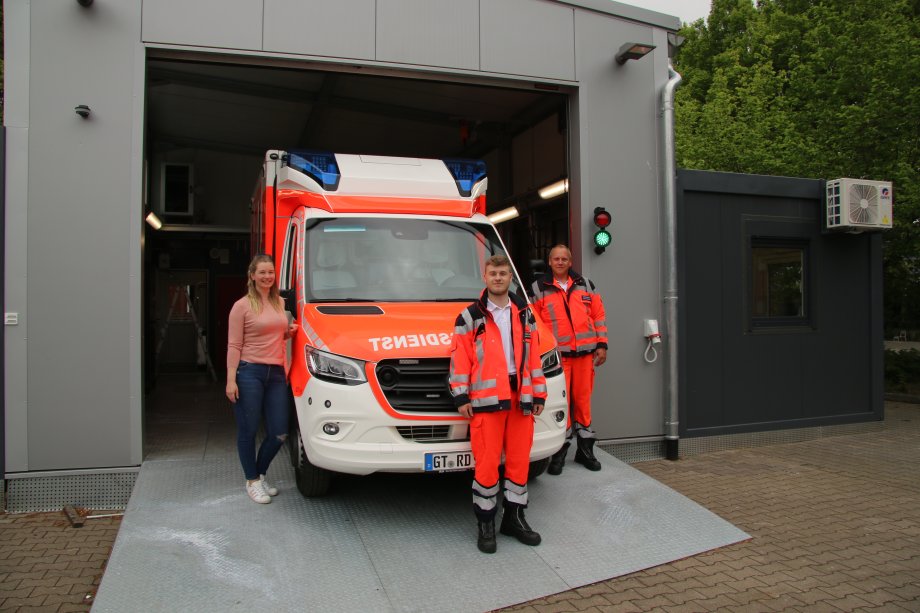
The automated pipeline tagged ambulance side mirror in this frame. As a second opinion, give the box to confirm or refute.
[280,288,296,315]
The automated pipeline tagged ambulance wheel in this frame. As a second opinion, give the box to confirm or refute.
[529,457,550,478]
[292,422,332,497]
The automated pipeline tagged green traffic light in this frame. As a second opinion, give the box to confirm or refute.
[594,229,611,248]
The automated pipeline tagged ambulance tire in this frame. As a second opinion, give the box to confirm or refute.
[529,457,551,478]
[292,422,333,497]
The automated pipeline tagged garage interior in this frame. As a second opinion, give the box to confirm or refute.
[142,54,572,456]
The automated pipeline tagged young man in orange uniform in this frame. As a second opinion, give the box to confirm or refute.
[530,245,607,474]
[449,255,547,554]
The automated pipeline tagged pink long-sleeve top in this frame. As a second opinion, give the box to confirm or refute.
[226,296,288,370]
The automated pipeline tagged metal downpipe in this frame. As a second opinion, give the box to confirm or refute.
[661,63,682,460]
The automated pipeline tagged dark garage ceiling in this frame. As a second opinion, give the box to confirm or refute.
[146,57,567,160]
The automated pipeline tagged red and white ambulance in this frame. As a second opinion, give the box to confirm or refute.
[253,150,567,496]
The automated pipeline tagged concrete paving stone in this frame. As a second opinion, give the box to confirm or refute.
[855,588,902,607]
[725,587,774,607]
[661,587,708,606]
[570,594,614,610]
[592,587,644,606]
[18,577,61,589]
[698,594,741,611]
[779,586,837,606]
[0,596,50,609]
[823,594,877,612]
[633,581,682,600]
[532,601,579,613]
[30,584,75,598]
[887,582,920,600]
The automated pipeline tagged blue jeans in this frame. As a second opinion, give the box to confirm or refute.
[233,361,290,481]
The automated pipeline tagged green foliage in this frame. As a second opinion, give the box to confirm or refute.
[674,0,920,331]
[885,349,920,394]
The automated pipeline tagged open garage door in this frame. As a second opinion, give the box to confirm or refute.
[142,54,572,456]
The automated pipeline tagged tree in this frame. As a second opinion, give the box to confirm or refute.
[674,0,920,333]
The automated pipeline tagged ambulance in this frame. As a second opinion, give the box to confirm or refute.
[253,150,567,496]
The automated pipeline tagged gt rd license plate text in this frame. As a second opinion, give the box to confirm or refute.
[424,451,474,472]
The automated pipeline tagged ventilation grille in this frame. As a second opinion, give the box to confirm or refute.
[395,425,460,442]
[375,358,454,413]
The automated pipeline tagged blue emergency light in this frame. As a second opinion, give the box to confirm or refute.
[286,150,341,191]
[442,158,487,197]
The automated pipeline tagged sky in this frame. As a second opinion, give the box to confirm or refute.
[626,0,712,24]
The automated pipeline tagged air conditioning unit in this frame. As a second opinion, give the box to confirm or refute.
[824,178,893,232]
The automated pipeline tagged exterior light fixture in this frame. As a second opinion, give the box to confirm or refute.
[615,42,656,65]
[145,211,163,230]
[75,105,91,119]
[592,207,612,254]
[538,179,568,200]
[77,0,94,7]
[488,206,520,224]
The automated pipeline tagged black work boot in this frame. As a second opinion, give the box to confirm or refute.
[499,503,541,546]
[547,442,570,475]
[574,437,602,471]
[477,519,497,554]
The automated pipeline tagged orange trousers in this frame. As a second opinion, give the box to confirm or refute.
[470,395,534,518]
[562,354,596,436]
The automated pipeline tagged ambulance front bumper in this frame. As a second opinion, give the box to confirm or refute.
[295,374,568,475]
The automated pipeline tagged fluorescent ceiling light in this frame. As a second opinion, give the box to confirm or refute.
[488,206,520,224]
[538,179,568,200]
[145,211,163,230]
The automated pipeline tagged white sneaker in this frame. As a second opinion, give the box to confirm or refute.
[260,474,278,497]
[246,480,271,504]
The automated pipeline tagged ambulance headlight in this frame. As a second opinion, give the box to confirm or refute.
[306,347,367,385]
[541,348,563,378]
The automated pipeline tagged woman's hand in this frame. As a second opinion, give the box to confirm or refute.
[226,381,239,403]
[286,322,298,339]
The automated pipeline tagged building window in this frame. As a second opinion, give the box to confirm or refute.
[751,239,809,327]
[161,163,194,216]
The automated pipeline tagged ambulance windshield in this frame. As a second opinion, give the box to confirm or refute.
[304,218,522,302]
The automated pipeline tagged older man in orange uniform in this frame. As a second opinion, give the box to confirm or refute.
[531,244,607,474]
[449,255,547,554]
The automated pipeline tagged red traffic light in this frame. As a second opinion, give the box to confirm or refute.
[593,207,611,228]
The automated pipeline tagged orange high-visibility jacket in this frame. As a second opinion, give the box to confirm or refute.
[530,271,608,357]
[449,291,547,414]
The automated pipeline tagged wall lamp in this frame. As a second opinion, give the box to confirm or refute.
[145,211,163,230]
[488,206,520,224]
[75,105,91,119]
[538,179,568,200]
[77,0,94,7]
[615,42,656,65]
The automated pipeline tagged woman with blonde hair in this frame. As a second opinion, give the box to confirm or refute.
[226,254,297,503]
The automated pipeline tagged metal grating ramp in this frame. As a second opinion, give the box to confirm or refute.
[93,444,748,612]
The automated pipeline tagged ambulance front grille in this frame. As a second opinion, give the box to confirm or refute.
[395,426,455,442]
[375,358,454,413]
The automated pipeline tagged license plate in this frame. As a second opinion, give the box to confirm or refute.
[424,451,474,472]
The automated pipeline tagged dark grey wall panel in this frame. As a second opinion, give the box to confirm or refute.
[678,170,882,437]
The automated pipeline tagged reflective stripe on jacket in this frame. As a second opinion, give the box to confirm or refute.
[449,290,547,414]
[530,271,607,356]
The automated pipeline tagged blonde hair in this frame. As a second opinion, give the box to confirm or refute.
[246,254,284,315]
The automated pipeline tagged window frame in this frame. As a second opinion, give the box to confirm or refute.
[747,236,813,332]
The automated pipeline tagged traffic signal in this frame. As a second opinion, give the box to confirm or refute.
[593,207,612,254]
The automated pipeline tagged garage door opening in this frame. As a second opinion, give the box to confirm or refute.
[141,55,572,458]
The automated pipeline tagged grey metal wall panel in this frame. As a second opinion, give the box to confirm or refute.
[264,0,376,60]
[25,1,143,470]
[569,13,666,440]
[142,0,262,50]
[4,1,31,474]
[376,0,479,71]
[481,0,575,80]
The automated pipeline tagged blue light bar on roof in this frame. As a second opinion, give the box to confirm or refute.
[285,150,341,191]
[442,158,487,197]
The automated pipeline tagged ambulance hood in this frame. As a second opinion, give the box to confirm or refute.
[302,302,556,362]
